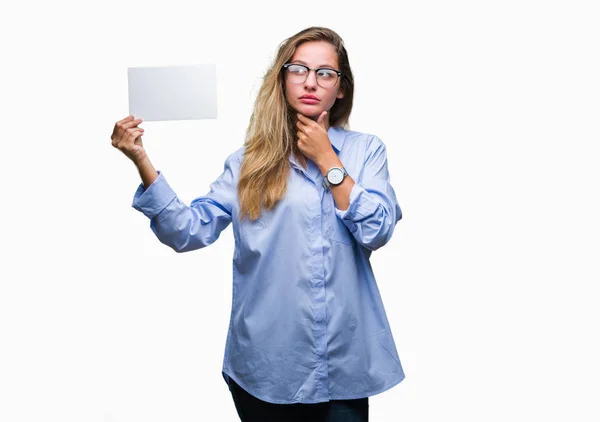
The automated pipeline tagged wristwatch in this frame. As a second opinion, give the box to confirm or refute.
[322,166,348,190]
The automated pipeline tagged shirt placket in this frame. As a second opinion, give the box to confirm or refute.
[291,157,330,400]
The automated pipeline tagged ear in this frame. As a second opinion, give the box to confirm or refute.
[336,87,344,100]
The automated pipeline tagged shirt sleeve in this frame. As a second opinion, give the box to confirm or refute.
[334,136,402,251]
[131,151,239,253]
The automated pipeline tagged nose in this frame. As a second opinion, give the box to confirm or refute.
[304,69,318,89]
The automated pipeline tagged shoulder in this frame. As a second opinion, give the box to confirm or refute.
[224,145,247,167]
[339,127,386,154]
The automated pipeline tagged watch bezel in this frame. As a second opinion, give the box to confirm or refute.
[326,166,347,185]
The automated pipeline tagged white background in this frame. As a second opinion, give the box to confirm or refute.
[1,1,598,421]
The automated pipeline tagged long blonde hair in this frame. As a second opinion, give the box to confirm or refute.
[237,26,355,221]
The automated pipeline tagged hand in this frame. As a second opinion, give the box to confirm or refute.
[296,111,335,166]
[111,115,148,165]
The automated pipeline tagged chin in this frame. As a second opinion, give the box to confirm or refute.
[298,105,321,116]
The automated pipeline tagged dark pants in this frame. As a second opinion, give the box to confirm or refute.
[228,377,369,422]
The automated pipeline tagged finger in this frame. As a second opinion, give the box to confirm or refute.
[126,131,144,149]
[296,127,309,139]
[126,128,144,144]
[116,115,135,125]
[113,125,139,146]
[297,113,312,125]
[317,111,327,127]
[121,117,143,131]
[119,128,144,145]
[113,117,142,140]
[296,120,307,132]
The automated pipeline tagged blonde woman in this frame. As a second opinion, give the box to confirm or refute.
[111,26,405,422]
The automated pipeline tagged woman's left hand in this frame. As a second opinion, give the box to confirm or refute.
[296,112,335,166]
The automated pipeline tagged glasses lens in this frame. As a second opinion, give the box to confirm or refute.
[286,65,308,84]
[316,69,338,88]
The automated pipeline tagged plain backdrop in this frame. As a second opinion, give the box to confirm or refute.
[1,1,599,421]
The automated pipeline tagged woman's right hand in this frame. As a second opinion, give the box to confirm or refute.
[111,115,147,165]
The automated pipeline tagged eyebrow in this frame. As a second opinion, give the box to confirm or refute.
[291,59,337,69]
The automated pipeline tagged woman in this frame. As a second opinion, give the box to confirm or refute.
[111,26,405,422]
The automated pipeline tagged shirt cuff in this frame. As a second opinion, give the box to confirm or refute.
[334,182,381,221]
[131,170,177,220]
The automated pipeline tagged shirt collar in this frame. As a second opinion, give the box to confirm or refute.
[327,125,346,153]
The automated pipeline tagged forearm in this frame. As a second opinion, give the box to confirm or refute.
[136,157,159,189]
[316,151,355,211]
[318,149,401,251]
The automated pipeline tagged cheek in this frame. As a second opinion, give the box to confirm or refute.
[325,91,339,108]
[284,84,300,111]
[284,84,294,102]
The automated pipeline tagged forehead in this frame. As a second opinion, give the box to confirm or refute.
[291,41,338,68]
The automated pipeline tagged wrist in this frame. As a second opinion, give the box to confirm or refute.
[135,157,158,189]
[317,150,342,176]
[135,156,152,169]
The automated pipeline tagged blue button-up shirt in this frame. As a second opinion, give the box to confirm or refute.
[131,125,406,404]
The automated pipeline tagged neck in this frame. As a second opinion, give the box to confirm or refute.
[295,113,331,131]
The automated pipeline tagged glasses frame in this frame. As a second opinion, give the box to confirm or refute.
[282,63,343,88]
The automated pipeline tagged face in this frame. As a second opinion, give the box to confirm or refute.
[283,41,344,127]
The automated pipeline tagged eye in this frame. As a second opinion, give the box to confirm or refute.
[317,69,335,79]
[288,65,307,74]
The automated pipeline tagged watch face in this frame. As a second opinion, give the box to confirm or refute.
[327,168,344,184]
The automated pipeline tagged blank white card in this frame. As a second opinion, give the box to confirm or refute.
[127,64,217,121]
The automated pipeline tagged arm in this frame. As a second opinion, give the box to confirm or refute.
[131,152,240,253]
[331,136,402,251]
[136,156,159,189]
[316,151,355,212]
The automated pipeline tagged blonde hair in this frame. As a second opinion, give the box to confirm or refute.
[237,26,355,221]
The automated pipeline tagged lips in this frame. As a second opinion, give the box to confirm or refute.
[299,95,319,105]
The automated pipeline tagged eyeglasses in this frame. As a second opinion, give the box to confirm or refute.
[282,63,342,88]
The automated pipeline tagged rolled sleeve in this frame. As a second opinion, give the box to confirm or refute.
[132,171,177,220]
[334,137,402,251]
[130,150,241,253]
[334,183,380,221]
